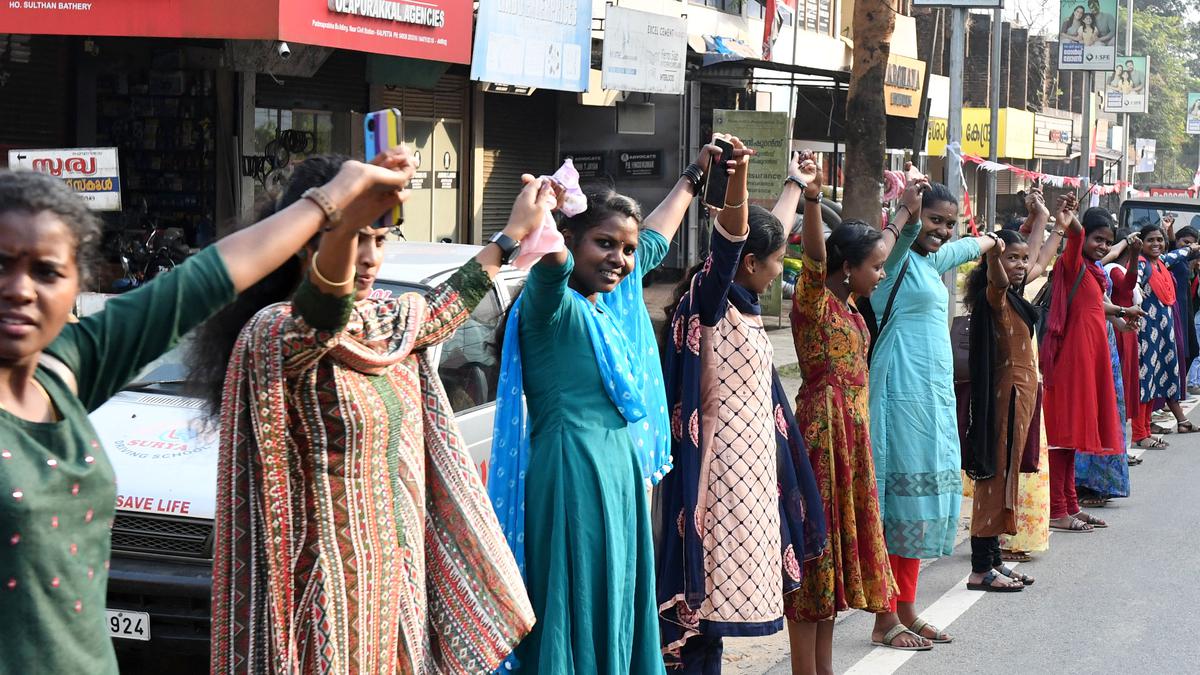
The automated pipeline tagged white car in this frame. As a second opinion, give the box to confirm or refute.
[90,242,525,655]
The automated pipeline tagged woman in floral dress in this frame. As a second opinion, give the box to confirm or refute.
[783,159,926,671]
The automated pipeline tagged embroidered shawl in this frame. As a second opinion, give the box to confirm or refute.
[211,274,534,675]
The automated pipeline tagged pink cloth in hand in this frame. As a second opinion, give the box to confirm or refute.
[512,159,588,269]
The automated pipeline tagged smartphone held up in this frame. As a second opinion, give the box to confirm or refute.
[702,136,735,211]
[364,108,404,229]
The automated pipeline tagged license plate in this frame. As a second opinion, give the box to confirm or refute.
[106,609,150,641]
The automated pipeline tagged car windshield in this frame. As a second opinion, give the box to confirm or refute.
[126,282,423,390]
[1124,204,1200,235]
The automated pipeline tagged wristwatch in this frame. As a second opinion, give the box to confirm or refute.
[1117,307,1128,319]
[489,231,522,265]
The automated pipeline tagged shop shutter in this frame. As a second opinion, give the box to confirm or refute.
[256,50,368,112]
[481,90,557,239]
[378,72,468,120]
[0,35,71,151]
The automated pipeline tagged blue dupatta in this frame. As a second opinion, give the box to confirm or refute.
[488,265,669,577]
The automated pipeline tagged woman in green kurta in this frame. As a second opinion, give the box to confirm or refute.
[0,159,411,674]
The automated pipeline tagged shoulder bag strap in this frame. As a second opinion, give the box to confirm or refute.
[1064,264,1087,312]
[39,352,78,396]
[878,257,911,337]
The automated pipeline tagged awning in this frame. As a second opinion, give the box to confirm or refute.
[1094,147,1124,163]
[688,34,761,67]
[0,0,472,63]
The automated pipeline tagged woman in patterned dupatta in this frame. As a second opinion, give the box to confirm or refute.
[655,144,826,674]
[208,149,537,674]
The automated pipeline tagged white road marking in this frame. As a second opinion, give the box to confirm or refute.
[843,563,1022,675]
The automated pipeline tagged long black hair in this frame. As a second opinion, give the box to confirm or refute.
[186,154,348,417]
[659,206,783,348]
[964,229,1027,310]
[826,219,884,278]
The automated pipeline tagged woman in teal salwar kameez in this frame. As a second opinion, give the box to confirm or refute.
[867,184,998,647]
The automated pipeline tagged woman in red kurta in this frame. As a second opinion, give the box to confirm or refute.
[1042,203,1142,532]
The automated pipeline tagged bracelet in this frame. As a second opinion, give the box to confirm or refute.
[681,163,704,193]
[1054,229,1066,237]
[309,250,355,287]
[723,195,748,209]
[883,223,901,238]
[784,175,807,191]
[301,187,342,228]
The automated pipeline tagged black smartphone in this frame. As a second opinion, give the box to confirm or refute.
[702,137,735,210]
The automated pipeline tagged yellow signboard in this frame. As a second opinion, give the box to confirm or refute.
[926,118,948,156]
[884,54,927,119]
[961,108,1035,159]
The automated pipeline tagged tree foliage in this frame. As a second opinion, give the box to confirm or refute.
[1127,9,1200,184]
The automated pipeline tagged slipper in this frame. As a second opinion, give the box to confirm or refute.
[1151,423,1174,435]
[967,569,1024,592]
[1000,549,1032,562]
[1178,420,1200,434]
[1079,497,1109,508]
[1049,516,1093,532]
[871,624,932,651]
[1135,435,1169,449]
[993,565,1035,585]
[910,617,953,644]
[1128,455,1144,466]
[1072,511,1108,528]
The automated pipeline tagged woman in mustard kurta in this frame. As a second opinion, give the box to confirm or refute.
[0,159,412,674]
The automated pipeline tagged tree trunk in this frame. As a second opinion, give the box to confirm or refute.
[841,0,899,227]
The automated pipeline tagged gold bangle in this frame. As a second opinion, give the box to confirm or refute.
[309,250,355,287]
[723,195,748,209]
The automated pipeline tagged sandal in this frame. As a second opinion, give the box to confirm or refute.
[1072,511,1108,528]
[1178,420,1200,434]
[1001,549,1032,562]
[966,569,1024,592]
[1151,423,1174,435]
[1049,516,1093,532]
[993,564,1035,585]
[1128,455,1144,466]
[1135,436,1169,449]
[1079,497,1109,508]
[871,623,932,651]
[910,617,953,644]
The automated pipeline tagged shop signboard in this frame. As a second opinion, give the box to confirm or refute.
[884,54,927,119]
[617,151,662,178]
[962,108,1035,159]
[1034,113,1075,158]
[9,147,121,211]
[470,0,591,92]
[601,7,686,96]
[1057,0,1118,71]
[926,118,948,157]
[0,0,473,62]
[561,152,606,179]
[713,110,790,204]
[1187,93,1200,135]
[1103,55,1149,114]
[912,0,1003,7]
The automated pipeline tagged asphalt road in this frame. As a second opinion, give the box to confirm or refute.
[758,403,1200,675]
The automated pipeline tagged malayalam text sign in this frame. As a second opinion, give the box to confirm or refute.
[470,0,590,92]
[713,110,790,205]
[1103,55,1149,114]
[1057,0,1118,71]
[9,147,121,211]
[601,7,686,96]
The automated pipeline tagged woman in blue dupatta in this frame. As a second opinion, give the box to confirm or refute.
[655,141,826,673]
[488,143,742,674]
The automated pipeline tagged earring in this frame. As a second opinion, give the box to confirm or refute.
[844,272,851,286]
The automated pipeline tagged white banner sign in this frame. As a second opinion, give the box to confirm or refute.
[1135,138,1157,174]
[601,7,686,96]
[8,147,121,211]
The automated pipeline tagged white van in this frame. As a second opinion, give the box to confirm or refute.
[89,242,525,657]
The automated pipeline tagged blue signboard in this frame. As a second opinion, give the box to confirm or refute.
[469,0,591,92]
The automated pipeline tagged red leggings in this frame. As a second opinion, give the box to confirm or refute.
[1130,396,1151,442]
[1048,447,1080,519]
[887,555,920,612]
